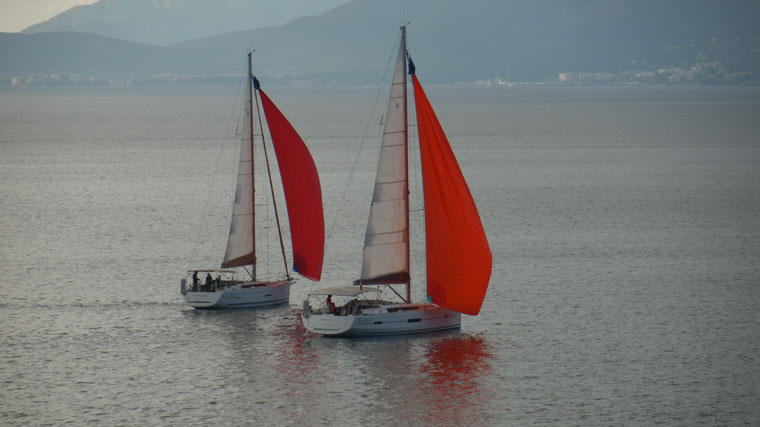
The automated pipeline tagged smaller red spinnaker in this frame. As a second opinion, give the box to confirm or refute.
[258,90,324,281]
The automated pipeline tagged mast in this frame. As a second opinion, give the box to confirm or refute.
[222,51,322,279]
[401,26,411,303]
[248,52,257,281]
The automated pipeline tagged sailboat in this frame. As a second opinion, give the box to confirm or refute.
[302,26,491,335]
[181,53,324,309]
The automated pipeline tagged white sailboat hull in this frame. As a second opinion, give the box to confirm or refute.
[302,302,460,337]
[183,280,290,309]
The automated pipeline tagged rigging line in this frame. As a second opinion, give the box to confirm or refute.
[404,24,427,300]
[411,113,429,302]
[406,67,427,301]
[387,284,405,302]
[254,86,290,280]
[186,64,247,270]
[325,31,400,242]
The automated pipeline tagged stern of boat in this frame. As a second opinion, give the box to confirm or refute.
[302,300,356,335]
[183,290,225,308]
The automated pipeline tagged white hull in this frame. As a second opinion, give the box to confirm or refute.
[302,302,460,337]
[183,280,290,309]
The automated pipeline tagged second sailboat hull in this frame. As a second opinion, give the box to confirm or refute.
[302,303,460,337]
[183,280,290,309]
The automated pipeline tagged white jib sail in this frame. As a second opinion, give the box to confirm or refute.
[222,75,255,268]
[360,33,409,283]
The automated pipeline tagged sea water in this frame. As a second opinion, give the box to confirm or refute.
[1,86,759,425]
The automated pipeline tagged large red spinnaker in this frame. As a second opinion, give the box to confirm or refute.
[258,89,324,281]
[412,75,492,315]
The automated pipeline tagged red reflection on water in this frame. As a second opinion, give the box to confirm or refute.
[417,334,492,425]
[274,309,320,374]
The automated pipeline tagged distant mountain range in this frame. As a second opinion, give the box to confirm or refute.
[21,0,351,46]
[3,0,760,87]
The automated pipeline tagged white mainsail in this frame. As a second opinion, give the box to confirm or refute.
[222,74,255,268]
[359,32,409,284]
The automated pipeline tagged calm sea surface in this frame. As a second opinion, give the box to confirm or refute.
[1,85,759,425]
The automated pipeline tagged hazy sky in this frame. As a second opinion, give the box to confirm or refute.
[0,0,97,32]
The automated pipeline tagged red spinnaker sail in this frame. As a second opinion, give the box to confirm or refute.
[412,75,492,315]
[258,90,324,281]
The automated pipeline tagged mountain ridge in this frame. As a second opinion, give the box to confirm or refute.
[22,0,351,46]
[4,0,760,87]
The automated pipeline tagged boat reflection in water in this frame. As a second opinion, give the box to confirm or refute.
[297,330,493,425]
[189,308,492,424]
[416,334,493,425]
